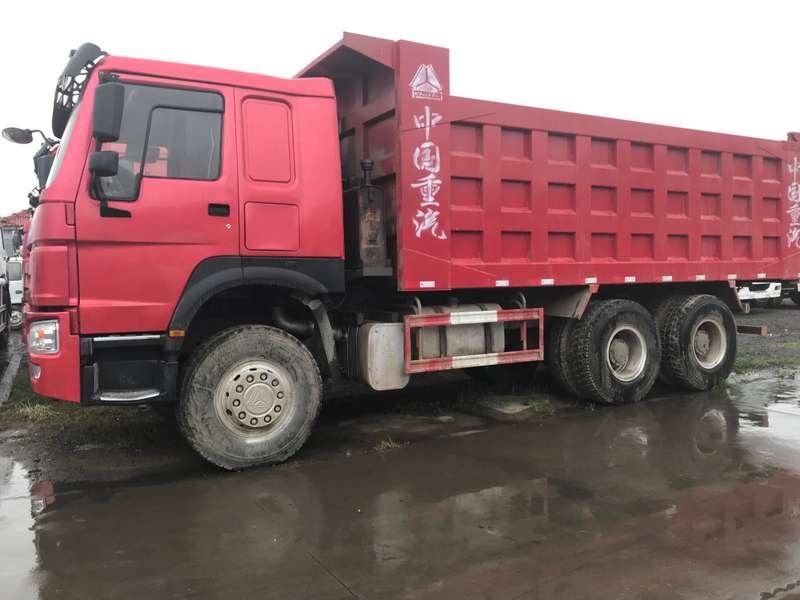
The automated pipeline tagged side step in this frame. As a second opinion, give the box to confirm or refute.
[403,308,544,374]
[94,389,161,402]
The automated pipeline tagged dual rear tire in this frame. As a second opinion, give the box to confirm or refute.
[548,295,736,404]
[567,300,660,405]
[659,295,736,391]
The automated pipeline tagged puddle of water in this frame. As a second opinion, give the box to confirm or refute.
[1,378,800,598]
[0,458,42,600]
[729,373,800,476]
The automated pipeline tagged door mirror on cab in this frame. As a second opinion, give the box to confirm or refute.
[92,82,125,143]
[88,151,119,177]
[12,230,23,250]
[89,81,124,202]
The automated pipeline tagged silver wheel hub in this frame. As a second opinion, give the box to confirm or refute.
[10,310,22,327]
[605,325,647,382]
[214,359,294,438]
[692,317,726,369]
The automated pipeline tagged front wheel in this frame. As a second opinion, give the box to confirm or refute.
[789,291,800,307]
[178,325,322,470]
[10,309,22,330]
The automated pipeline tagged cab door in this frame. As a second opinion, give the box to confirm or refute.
[75,76,238,334]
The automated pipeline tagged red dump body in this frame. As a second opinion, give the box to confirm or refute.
[300,34,800,292]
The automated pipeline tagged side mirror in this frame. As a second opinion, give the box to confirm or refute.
[88,150,119,177]
[2,127,33,144]
[12,230,23,250]
[92,82,125,143]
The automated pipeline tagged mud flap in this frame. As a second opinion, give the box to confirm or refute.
[290,291,341,382]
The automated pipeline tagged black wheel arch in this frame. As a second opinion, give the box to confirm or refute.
[166,256,344,379]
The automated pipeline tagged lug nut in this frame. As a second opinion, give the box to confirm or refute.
[274,405,281,413]
[277,392,284,400]
[250,418,258,426]
[260,373,268,381]
[233,399,240,407]
[236,385,243,393]
[238,412,246,420]
[272,380,279,387]
[264,415,271,423]
[246,375,254,383]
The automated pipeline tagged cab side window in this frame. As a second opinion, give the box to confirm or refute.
[96,84,223,200]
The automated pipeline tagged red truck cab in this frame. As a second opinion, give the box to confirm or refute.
[28,43,344,402]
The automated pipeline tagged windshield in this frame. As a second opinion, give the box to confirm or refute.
[7,262,21,281]
[45,99,81,188]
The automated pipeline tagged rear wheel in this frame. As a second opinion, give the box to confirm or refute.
[649,295,686,387]
[765,297,782,309]
[790,291,800,307]
[568,300,660,405]
[661,295,736,391]
[178,325,322,470]
[546,318,578,397]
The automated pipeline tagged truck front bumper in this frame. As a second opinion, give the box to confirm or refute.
[26,310,81,402]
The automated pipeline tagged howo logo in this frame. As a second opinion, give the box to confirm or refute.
[410,64,443,101]
[247,388,271,408]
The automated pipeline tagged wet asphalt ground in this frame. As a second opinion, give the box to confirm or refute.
[2,315,800,599]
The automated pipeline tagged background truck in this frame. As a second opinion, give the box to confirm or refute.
[6,257,23,329]
[20,34,800,469]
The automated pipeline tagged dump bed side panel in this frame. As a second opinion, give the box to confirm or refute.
[444,97,800,290]
[298,34,800,292]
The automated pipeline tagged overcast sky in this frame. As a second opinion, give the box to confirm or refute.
[0,0,797,217]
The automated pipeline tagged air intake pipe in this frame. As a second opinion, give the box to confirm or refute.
[271,306,315,337]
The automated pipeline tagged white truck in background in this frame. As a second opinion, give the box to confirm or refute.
[738,280,800,310]
[7,257,22,329]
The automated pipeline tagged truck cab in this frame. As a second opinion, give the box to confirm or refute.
[27,43,344,405]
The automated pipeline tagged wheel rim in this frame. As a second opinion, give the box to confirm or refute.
[691,316,726,369]
[605,325,647,382]
[214,359,295,439]
[10,310,22,327]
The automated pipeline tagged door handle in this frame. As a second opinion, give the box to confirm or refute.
[208,203,230,217]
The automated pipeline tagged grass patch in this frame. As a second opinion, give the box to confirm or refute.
[714,378,735,390]
[0,369,178,448]
[459,380,556,416]
[779,342,800,349]
[374,438,407,452]
[734,354,800,372]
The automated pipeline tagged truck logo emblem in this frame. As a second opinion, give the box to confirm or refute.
[410,64,443,101]
[247,388,270,408]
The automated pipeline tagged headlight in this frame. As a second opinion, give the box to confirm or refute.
[27,320,59,354]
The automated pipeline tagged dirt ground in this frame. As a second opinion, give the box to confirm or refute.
[1,299,798,483]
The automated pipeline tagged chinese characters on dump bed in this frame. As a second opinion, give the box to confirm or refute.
[410,64,446,240]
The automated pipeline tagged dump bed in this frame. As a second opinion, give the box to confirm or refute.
[299,33,800,292]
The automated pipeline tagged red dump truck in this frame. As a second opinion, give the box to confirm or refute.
[20,34,800,468]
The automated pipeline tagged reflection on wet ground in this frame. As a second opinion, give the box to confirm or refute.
[2,377,800,599]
